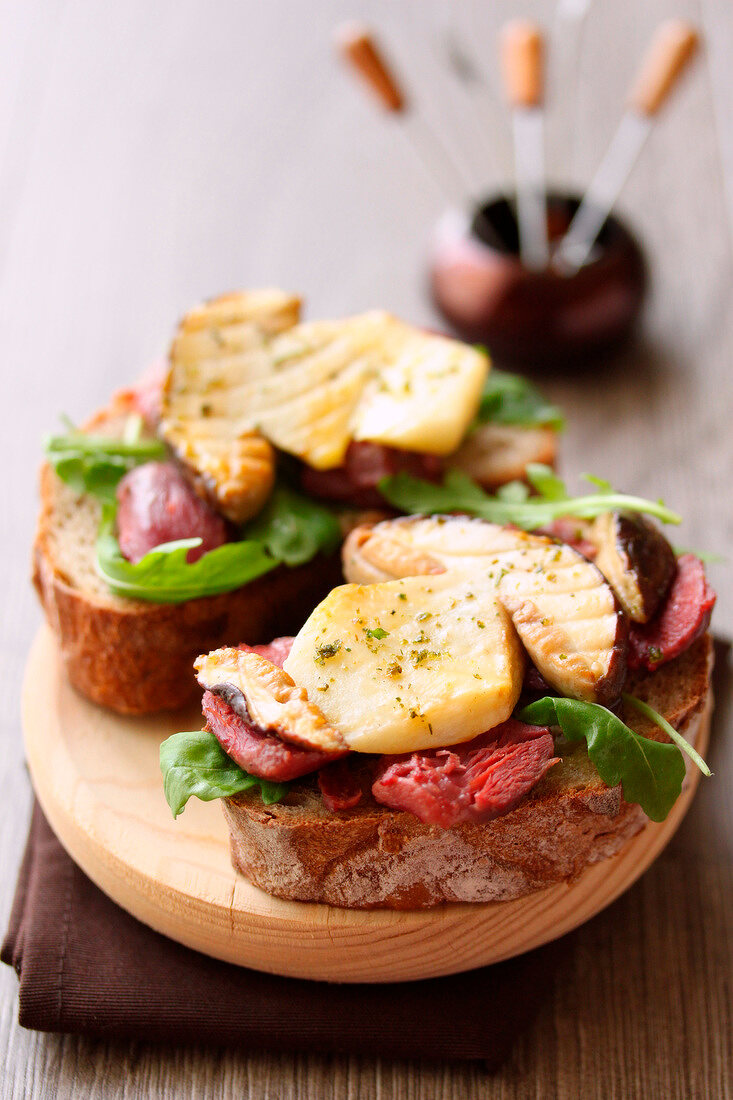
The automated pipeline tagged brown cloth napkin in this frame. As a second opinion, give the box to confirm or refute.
[2,801,561,1065]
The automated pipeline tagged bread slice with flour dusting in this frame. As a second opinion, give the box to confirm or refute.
[220,634,713,908]
[33,395,342,715]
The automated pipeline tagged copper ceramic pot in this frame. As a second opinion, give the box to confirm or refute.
[429,193,647,368]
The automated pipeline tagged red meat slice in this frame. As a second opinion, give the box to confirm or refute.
[318,759,363,811]
[202,690,340,782]
[301,441,443,508]
[372,720,557,828]
[238,637,294,669]
[116,461,228,563]
[629,554,716,671]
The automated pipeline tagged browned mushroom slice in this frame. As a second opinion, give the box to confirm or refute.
[496,550,628,706]
[161,289,301,522]
[591,511,677,623]
[163,421,275,523]
[450,423,557,489]
[195,647,347,753]
[342,522,447,585]
[341,514,627,705]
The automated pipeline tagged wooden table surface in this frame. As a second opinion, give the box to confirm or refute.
[1,1,731,1096]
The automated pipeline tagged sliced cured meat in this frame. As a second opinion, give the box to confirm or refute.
[318,759,363,811]
[116,461,229,563]
[238,636,294,669]
[202,690,338,782]
[629,554,716,671]
[372,719,557,828]
[301,441,443,508]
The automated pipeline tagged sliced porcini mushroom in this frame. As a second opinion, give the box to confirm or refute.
[341,514,531,585]
[163,421,275,523]
[342,522,447,585]
[165,306,487,486]
[590,511,677,623]
[340,514,627,705]
[283,573,524,755]
[451,423,557,489]
[495,551,628,706]
[161,289,301,522]
[195,647,347,753]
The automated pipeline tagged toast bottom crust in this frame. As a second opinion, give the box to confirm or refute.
[221,636,712,909]
[34,548,343,715]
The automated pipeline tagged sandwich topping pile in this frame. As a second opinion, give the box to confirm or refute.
[33,285,716,903]
[162,489,715,832]
[43,290,561,605]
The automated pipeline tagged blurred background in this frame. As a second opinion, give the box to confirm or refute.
[1,1,732,1095]
[2,0,731,620]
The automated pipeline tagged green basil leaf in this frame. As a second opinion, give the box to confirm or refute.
[518,696,686,822]
[378,466,682,530]
[160,730,289,818]
[476,367,565,431]
[242,483,341,566]
[96,505,278,603]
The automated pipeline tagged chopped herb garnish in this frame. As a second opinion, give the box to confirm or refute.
[365,626,389,640]
[314,640,342,665]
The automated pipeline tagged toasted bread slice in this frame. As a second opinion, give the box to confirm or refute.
[221,633,713,908]
[32,396,342,715]
[34,389,556,715]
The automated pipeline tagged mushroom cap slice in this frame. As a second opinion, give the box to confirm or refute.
[195,647,346,754]
[283,573,524,755]
[341,514,627,705]
[165,305,488,482]
[343,522,447,585]
[161,289,301,522]
[451,423,557,489]
[591,511,676,623]
[163,422,275,524]
[495,547,628,706]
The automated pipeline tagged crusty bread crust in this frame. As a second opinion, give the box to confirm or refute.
[33,397,342,714]
[221,634,713,908]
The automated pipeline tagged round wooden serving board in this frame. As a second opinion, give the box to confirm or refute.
[23,626,710,984]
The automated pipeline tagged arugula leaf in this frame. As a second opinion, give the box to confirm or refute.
[243,483,341,566]
[96,505,278,603]
[519,696,686,822]
[622,693,712,777]
[95,480,341,603]
[476,366,565,431]
[46,419,166,501]
[673,547,726,565]
[160,730,289,818]
[378,464,682,531]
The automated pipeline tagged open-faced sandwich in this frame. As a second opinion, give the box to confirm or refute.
[34,289,561,714]
[161,470,715,908]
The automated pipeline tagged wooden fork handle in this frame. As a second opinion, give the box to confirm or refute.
[628,20,699,116]
[500,20,544,108]
[336,24,405,112]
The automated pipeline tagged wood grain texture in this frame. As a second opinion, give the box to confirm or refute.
[1,0,731,1096]
[22,626,711,983]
